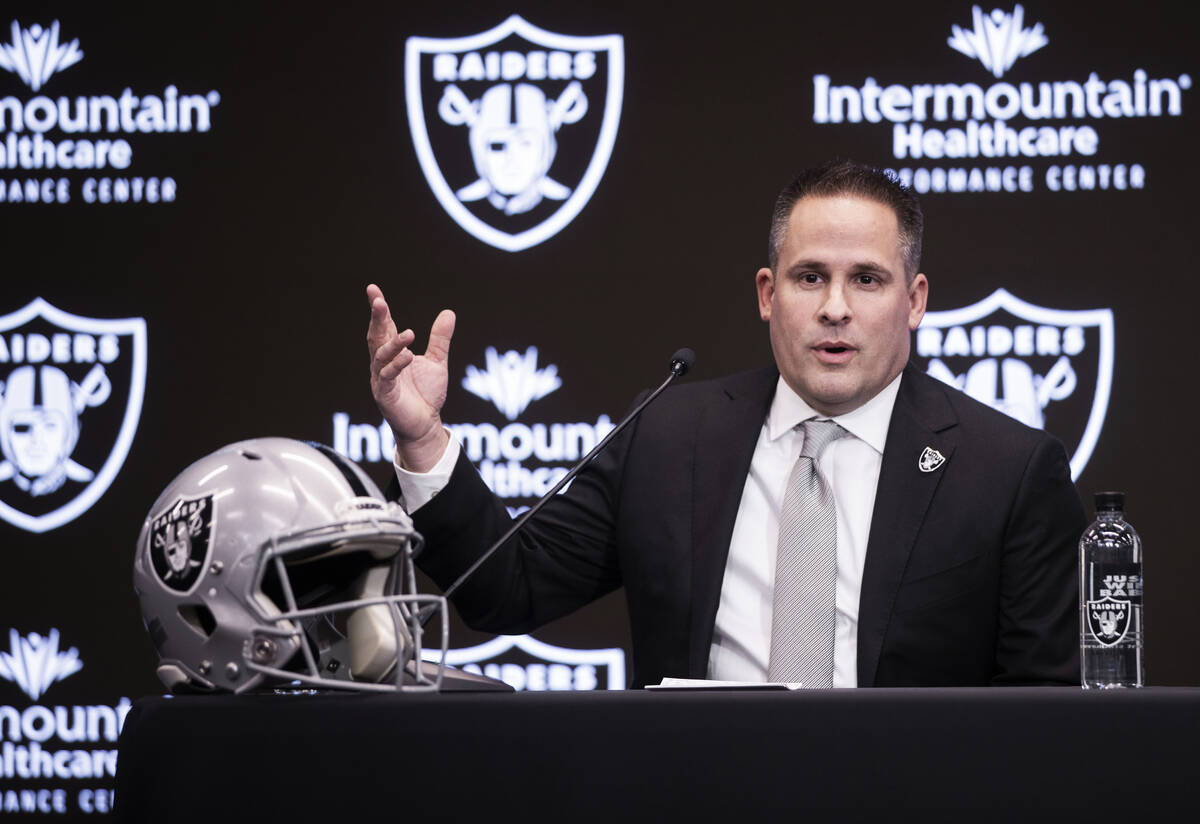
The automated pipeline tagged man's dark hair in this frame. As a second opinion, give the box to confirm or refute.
[767,159,924,279]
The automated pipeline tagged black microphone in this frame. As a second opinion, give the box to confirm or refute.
[420,349,696,618]
[670,347,695,377]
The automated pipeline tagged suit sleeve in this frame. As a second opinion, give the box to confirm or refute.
[405,412,636,635]
[992,433,1085,685]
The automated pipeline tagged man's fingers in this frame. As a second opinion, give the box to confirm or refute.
[365,286,453,372]
[376,346,415,381]
[368,297,396,337]
[425,309,456,364]
[370,328,413,376]
[365,285,399,351]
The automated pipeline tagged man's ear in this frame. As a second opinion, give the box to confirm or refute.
[907,273,929,330]
[756,267,775,321]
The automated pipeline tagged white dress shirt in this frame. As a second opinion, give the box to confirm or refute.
[394,372,903,688]
[707,373,901,687]
[393,433,461,511]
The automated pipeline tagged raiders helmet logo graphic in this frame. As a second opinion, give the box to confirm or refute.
[0,298,147,533]
[405,15,624,252]
[427,633,626,690]
[148,493,214,594]
[913,289,1113,480]
[918,446,946,472]
[1086,595,1131,646]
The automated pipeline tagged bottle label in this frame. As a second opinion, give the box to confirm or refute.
[1086,595,1131,646]
[1084,567,1141,647]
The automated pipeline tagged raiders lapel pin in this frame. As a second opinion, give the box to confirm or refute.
[918,447,946,473]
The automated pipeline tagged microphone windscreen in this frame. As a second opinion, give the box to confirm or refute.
[670,348,696,376]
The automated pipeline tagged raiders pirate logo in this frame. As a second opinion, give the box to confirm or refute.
[0,298,147,533]
[405,15,624,252]
[148,493,214,594]
[913,289,1113,480]
[1086,595,1131,646]
[917,446,946,472]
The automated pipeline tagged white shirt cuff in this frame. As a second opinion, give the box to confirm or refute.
[392,428,461,512]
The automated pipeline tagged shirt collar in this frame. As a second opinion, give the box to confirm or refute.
[766,370,904,455]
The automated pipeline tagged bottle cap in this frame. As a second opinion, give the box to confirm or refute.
[1094,491,1125,511]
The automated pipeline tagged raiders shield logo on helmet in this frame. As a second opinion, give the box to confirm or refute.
[0,298,147,533]
[405,15,624,252]
[913,289,1113,480]
[148,493,214,594]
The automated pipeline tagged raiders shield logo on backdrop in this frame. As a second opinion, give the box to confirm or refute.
[405,15,624,252]
[912,289,1113,480]
[148,493,214,594]
[0,298,147,533]
[424,633,626,691]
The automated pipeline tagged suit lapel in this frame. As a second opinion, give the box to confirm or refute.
[687,366,777,677]
[857,367,958,687]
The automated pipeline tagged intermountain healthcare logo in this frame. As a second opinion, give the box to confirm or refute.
[811,4,1190,193]
[0,18,221,205]
[0,20,82,91]
[1,629,130,815]
[947,5,1047,79]
[463,346,561,420]
[333,344,614,509]
[0,298,146,532]
[423,634,625,691]
[913,289,1113,480]
[0,629,81,701]
[405,16,624,251]
[449,346,612,504]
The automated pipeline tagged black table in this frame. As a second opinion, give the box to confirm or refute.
[114,687,1199,822]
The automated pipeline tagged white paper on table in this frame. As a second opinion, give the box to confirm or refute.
[645,678,803,690]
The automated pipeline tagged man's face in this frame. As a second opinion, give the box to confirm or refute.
[756,195,928,416]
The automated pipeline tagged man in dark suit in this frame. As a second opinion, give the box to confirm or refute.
[366,160,1084,688]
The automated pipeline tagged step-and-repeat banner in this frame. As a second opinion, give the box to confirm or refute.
[1,2,1194,816]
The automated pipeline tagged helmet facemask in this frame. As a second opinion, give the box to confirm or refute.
[247,517,448,692]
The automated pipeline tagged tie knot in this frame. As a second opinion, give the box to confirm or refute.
[799,419,846,460]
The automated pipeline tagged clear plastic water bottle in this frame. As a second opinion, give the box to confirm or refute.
[1079,491,1144,688]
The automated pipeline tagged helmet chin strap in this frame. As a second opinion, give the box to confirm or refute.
[346,565,413,682]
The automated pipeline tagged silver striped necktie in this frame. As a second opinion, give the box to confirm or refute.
[767,418,847,687]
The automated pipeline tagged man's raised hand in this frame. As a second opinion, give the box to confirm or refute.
[366,283,455,472]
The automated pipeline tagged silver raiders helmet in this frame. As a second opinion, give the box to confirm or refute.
[132,437,447,693]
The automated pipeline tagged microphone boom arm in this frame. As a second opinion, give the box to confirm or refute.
[419,349,694,621]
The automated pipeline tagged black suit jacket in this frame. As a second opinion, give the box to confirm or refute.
[413,363,1085,688]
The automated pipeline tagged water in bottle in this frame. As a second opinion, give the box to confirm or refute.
[1079,491,1144,688]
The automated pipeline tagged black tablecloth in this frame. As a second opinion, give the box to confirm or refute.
[114,687,1199,822]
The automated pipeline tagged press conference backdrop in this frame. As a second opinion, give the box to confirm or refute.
[0,1,1195,816]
